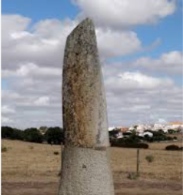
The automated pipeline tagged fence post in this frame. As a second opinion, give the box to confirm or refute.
[137,149,140,177]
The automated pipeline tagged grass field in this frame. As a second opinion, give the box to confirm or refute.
[1,139,183,195]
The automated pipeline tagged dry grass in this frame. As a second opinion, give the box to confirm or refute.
[2,139,182,195]
[1,140,61,182]
[2,139,182,182]
[111,147,182,181]
[149,140,182,150]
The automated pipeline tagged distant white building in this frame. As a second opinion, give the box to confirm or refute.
[129,122,183,134]
[139,131,153,137]
[108,127,116,131]
[152,124,165,131]
[129,124,152,133]
[110,122,183,136]
[117,132,123,138]
[167,122,183,131]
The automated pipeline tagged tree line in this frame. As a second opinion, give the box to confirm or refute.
[1,126,64,145]
[2,126,178,148]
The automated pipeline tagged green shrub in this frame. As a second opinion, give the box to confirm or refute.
[29,146,34,150]
[168,129,175,134]
[24,128,43,143]
[165,145,180,150]
[145,155,154,163]
[167,136,173,141]
[111,139,149,149]
[53,151,59,155]
[127,172,138,180]
[109,129,120,139]
[44,127,64,145]
[143,136,154,142]
[1,146,8,152]
[1,126,24,140]
[152,131,165,137]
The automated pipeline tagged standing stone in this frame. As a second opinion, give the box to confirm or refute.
[59,18,114,195]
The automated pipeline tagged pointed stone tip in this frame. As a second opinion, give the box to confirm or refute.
[68,18,95,39]
[79,18,94,27]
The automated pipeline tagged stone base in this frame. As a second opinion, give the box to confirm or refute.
[58,147,114,195]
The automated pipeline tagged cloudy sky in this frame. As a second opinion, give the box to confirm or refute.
[1,0,182,129]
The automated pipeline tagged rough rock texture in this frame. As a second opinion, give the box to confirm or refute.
[62,18,109,148]
[59,147,114,195]
[59,18,114,195]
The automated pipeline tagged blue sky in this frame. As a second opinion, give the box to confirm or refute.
[2,0,182,56]
[1,0,182,128]
[2,0,79,21]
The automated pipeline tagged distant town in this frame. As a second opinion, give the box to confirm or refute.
[109,121,183,138]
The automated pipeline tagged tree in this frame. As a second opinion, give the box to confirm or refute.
[39,126,48,135]
[168,129,175,134]
[13,128,24,140]
[24,128,43,143]
[1,126,24,140]
[109,128,120,139]
[44,127,64,145]
[2,126,15,139]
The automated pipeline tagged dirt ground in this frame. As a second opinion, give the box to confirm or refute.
[2,177,182,195]
[1,139,183,195]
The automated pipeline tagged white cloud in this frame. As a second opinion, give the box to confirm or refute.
[120,72,162,89]
[2,15,31,45]
[1,13,182,128]
[157,118,167,124]
[133,51,183,74]
[103,65,182,126]
[105,85,182,127]
[105,71,174,92]
[2,90,21,102]
[2,66,182,128]
[2,14,143,72]
[2,15,72,70]
[17,63,37,76]
[2,62,61,78]
[162,51,182,64]
[74,0,176,28]
[34,96,50,106]
[2,117,14,124]
[97,29,141,57]
[2,105,15,114]
[2,15,30,32]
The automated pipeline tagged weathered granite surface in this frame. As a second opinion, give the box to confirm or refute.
[59,147,114,195]
[62,18,109,148]
[60,18,114,195]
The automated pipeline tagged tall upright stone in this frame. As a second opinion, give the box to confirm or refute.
[59,18,114,195]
